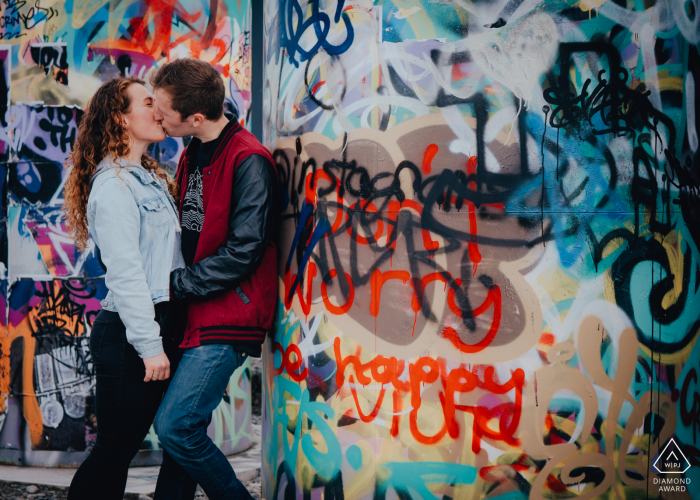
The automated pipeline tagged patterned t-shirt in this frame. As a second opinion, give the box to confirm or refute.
[180,120,234,265]
[182,168,204,232]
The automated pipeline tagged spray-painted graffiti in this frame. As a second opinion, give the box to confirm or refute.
[280,0,354,68]
[263,0,700,498]
[1,0,252,121]
[0,0,254,466]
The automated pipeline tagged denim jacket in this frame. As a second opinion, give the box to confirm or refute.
[87,156,183,358]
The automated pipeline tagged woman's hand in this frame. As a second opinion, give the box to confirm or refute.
[143,353,170,382]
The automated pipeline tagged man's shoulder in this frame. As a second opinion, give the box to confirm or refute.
[238,153,273,170]
[221,132,272,163]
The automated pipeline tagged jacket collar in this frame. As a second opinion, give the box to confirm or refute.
[91,155,161,186]
[93,155,179,215]
[183,119,242,167]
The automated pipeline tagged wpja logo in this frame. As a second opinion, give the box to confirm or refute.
[652,438,692,493]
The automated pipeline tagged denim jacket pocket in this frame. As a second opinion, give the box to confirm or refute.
[142,198,171,228]
[89,320,110,361]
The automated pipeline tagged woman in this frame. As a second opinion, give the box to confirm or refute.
[63,77,196,500]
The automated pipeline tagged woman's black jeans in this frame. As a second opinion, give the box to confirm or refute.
[68,304,197,500]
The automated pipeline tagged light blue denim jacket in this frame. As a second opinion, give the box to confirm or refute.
[87,156,184,358]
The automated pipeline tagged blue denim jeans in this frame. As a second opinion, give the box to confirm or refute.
[153,345,254,500]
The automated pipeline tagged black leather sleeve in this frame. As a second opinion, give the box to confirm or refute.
[170,155,277,300]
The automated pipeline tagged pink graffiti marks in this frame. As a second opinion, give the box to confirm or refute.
[26,220,88,276]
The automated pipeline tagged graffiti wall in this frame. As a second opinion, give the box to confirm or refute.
[262,1,700,499]
[0,0,253,466]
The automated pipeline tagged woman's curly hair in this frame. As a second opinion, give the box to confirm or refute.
[63,76,178,251]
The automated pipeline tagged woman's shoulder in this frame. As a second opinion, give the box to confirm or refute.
[89,168,138,204]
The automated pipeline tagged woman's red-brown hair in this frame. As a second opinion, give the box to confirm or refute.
[63,76,178,251]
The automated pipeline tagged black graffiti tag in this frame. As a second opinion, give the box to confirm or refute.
[681,366,700,445]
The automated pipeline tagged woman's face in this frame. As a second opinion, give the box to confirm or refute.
[123,84,166,144]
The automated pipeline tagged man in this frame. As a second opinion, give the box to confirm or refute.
[149,58,278,500]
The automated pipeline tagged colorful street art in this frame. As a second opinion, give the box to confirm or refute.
[263,1,700,499]
[0,0,253,465]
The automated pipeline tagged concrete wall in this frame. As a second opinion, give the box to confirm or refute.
[0,0,253,466]
[262,1,700,499]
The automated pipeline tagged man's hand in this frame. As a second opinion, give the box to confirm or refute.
[143,353,170,382]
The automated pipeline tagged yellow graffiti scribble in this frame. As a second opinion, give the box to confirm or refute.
[1,281,90,447]
[639,325,700,366]
[2,316,43,447]
[578,0,607,13]
[654,231,684,310]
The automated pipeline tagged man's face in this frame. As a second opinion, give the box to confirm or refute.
[153,89,196,138]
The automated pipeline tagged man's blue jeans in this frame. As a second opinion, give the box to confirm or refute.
[153,345,254,500]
